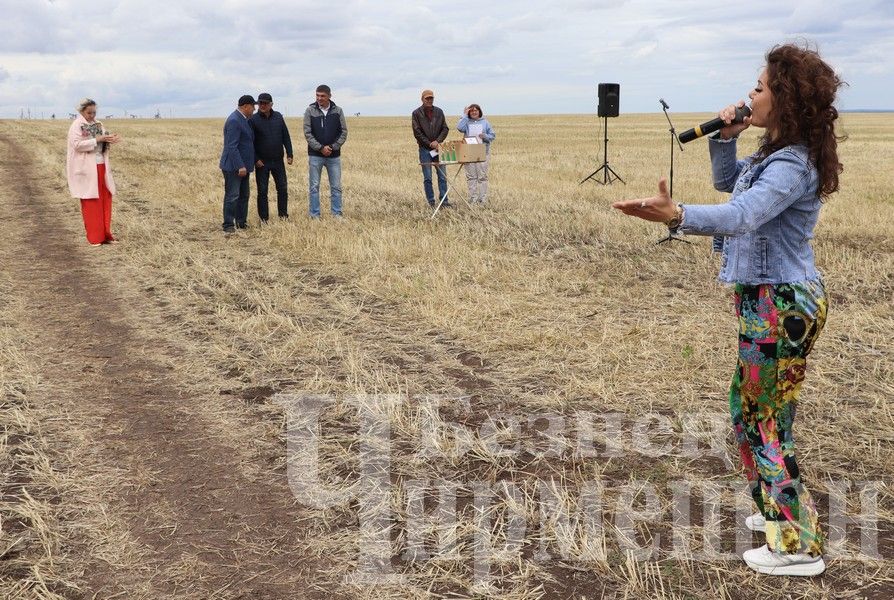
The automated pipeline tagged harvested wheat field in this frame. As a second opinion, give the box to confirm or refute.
[0,113,892,599]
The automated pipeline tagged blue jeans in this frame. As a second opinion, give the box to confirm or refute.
[418,146,448,205]
[222,169,250,230]
[255,158,289,220]
[308,155,342,217]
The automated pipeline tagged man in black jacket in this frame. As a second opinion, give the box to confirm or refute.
[303,84,348,218]
[250,92,293,221]
[411,89,449,207]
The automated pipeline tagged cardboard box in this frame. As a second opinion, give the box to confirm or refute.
[456,139,486,163]
[440,139,486,163]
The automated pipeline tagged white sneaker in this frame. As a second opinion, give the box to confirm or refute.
[743,544,825,576]
[746,512,766,532]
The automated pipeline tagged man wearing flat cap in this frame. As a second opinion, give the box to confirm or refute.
[250,92,293,222]
[411,89,449,207]
[219,95,257,232]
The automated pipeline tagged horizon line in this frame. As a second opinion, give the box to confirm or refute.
[3,108,893,121]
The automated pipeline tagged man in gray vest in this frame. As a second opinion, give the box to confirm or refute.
[303,85,347,219]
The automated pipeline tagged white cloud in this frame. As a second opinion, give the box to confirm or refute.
[633,42,658,58]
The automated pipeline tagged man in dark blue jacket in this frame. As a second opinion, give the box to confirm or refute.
[303,84,348,218]
[250,92,293,222]
[219,95,256,232]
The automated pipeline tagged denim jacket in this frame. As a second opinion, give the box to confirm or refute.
[679,136,822,285]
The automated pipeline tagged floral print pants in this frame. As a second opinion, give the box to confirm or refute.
[730,278,827,556]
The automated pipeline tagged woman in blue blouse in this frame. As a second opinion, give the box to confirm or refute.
[614,43,844,577]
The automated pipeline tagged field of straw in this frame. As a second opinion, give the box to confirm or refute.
[0,112,891,599]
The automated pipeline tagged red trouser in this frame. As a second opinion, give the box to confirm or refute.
[80,163,114,244]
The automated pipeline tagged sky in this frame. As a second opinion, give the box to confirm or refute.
[1,0,892,119]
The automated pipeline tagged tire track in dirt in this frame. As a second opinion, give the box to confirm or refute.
[285,267,534,404]
[0,136,328,598]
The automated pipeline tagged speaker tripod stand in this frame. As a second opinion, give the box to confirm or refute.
[579,116,625,185]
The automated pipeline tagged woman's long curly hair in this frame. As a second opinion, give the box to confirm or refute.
[760,43,846,198]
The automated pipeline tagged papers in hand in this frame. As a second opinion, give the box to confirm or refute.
[429,149,438,157]
[464,137,480,144]
[467,123,484,137]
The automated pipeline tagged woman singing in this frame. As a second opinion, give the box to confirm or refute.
[66,98,120,245]
[613,43,844,576]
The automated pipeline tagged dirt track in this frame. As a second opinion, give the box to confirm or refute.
[0,135,326,598]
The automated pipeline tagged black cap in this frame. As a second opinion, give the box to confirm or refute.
[238,94,257,106]
[258,92,273,103]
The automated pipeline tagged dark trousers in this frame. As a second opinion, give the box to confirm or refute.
[222,169,250,230]
[255,158,289,220]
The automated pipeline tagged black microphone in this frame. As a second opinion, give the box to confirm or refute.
[659,98,669,110]
[678,105,751,143]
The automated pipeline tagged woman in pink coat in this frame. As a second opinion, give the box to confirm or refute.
[66,98,120,245]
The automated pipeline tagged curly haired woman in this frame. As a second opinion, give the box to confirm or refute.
[614,43,844,576]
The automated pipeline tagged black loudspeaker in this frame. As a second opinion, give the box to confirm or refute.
[597,83,620,117]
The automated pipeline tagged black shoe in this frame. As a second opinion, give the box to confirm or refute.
[279,214,289,220]
[441,201,452,208]
[223,227,236,234]
[236,222,248,229]
[427,200,436,208]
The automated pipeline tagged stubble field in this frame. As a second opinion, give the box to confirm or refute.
[0,112,892,599]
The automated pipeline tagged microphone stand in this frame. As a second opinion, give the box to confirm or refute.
[657,98,689,245]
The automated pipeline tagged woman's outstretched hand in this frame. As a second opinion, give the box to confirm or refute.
[612,177,677,223]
